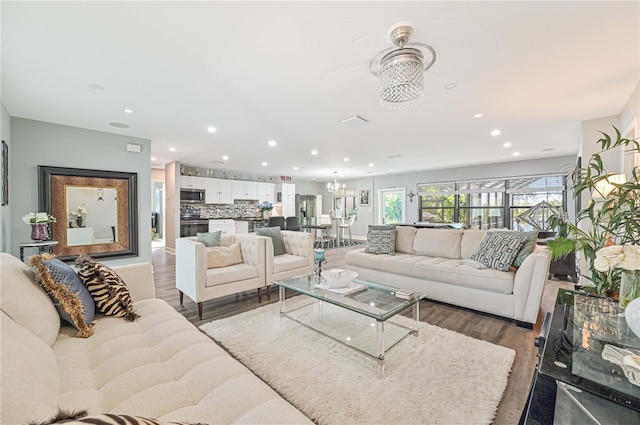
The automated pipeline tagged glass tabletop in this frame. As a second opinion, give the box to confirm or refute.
[274,273,425,321]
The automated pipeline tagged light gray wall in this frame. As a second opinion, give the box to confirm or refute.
[1,103,11,252]
[9,118,151,265]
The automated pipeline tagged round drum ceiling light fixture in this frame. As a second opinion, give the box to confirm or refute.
[370,22,437,108]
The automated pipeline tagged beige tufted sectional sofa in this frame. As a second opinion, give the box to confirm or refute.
[0,252,312,425]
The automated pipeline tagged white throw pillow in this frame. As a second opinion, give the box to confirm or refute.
[395,226,417,254]
[412,229,463,259]
[206,242,244,269]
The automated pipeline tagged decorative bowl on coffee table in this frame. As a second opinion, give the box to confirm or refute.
[324,269,358,288]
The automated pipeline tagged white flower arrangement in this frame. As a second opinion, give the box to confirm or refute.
[594,245,640,272]
[22,212,56,224]
[69,205,88,217]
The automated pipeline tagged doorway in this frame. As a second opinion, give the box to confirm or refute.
[378,188,406,224]
[152,181,165,248]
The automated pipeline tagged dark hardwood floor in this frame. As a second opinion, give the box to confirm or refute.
[151,244,572,425]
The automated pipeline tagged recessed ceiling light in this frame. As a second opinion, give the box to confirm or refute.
[344,157,350,162]
[513,152,520,156]
[389,168,393,171]
[293,166,299,171]
[222,155,229,161]
[207,126,216,133]
[503,142,512,148]
[124,108,134,114]
[491,130,501,136]
[445,83,458,90]
[541,147,556,152]
[474,113,483,118]
[169,147,176,152]
[368,163,374,167]
[109,122,129,128]
[88,83,104,91]
[262,162,268,166]
[311,150,318,156]
[268,140,276,147]
[150,156,157,161]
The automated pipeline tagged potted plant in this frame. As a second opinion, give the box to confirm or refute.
[548,127,640,297]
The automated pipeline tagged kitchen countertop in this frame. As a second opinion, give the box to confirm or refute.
[201,217,268,221]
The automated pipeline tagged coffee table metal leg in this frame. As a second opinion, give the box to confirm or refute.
[279,286,286,326]
[377,320,385,377]
[412,301,420,335]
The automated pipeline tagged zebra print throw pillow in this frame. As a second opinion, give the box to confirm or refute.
[31,409,204,425]
[75,255,139,321]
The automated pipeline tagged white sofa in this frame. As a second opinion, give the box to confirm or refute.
[0,252,311,425]
[176,234,268,319]
[264,230,314,295]
[345,228,551,326]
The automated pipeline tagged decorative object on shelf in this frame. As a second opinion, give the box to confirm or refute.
[180,165,185,175]
[369,22,437,108]
[548,128,640,295]
[625,297,640,339]
[314,248,325,277]
[22,212,56,241]
[515,200,565,238]
[69,204,88,228]
[327,179,345,194]
[257,201,273,219]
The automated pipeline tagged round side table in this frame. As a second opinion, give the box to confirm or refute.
[18,240,59,262]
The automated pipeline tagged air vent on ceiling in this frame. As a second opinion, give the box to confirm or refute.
[211,160,224,164]
[386,154,402,159]
[340,115,369,127]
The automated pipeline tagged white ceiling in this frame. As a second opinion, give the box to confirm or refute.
[2,1,639,182]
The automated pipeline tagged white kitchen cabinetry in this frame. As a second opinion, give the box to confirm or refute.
[209,219,235,236]
[278,183,296,217]
[232,181,258,200]
[179,175,205,189]
[257,182,276,203]
[205,178,233,204]
[235,221,249,234]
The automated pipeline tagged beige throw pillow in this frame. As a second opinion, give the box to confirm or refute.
[395,226,417,254]
[206,242,243,269]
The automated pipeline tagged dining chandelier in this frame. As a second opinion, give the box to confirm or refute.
[370,22,437,108]
[327,179,345,194]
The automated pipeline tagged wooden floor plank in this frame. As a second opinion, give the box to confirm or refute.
[151,244,571,425]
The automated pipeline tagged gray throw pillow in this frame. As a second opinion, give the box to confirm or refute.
[470,232,527,272]
[257,226,286,256]
[197,231,222,247]
[489,229,538,267]
[365,225,396,255]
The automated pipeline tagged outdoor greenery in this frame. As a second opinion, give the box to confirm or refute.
[548,127,640,294]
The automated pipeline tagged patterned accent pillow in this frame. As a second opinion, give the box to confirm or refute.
[489,229,539,267]
[31,409,204,425]
[257,226,286,256]
[75,255,139,321]
[365,225,396,255]
[470,232,527,272]
[29,254,95,338]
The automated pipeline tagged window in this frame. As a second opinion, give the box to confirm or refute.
[417,174,566,229]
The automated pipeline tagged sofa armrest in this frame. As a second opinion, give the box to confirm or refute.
[513,245,552,323]
[175,237,207,303]
[282,231,314,259]
[111,262,155,302]
[234,234,268,278]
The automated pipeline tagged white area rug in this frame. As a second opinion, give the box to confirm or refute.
[200,297,515,425]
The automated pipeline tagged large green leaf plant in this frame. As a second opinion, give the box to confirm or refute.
[548,128,640,295]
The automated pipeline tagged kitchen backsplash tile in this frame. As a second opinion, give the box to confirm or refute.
[181,200,260,218]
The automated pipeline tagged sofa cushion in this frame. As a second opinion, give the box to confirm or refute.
[273,254,309,274]
[395,226,417,254]
[205,263,258,287]
[489,229,539,267]
[257,226,286,256]
[76,255,139,322]
[197,231,222,247]
[471,232,527,272]
[365,226,396,255]
[460,230,487,259]
[1,311,60,425]
[412,229,462,259]
[29,255,95,338]
[206,242,243,269]
[0,252,60,346]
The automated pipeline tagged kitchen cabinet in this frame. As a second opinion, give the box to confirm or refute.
[257,182,276,204]
[232,181,258,200]
[209,219,235,236]
[278,183,296,217]
[179,175,205,189]
[205,178,233,204]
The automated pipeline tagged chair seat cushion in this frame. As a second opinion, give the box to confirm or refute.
[273,254,308,274]
[205,263,258,287]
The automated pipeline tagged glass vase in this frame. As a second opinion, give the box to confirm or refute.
[31,223,49,241]
[620,270,640,309]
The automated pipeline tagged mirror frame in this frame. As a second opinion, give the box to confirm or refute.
[38,165,138,261]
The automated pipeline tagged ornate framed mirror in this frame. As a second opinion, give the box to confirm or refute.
[38,166,138,261]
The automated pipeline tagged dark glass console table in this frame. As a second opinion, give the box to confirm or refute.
[523,289,640,424]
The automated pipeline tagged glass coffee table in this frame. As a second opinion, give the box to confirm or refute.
[275,273,426,376]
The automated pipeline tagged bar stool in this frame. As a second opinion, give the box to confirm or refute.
[338,215,356,246]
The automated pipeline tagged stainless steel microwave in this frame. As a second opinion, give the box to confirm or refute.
[180,188,205,203]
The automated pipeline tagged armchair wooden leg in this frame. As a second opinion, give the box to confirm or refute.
[179,291,184,305]
[258,288,262,303]
[197,302,203,321]
[266,285,271,300]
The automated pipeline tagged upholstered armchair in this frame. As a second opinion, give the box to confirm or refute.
[176,234,268,320]
[264,230,314,297]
